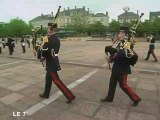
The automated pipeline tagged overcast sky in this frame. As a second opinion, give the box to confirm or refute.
[0,0,160,23]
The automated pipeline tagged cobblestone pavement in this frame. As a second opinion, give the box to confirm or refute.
[0,40,160,120]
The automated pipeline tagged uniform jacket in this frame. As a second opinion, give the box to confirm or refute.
[7,38,14,47]
[149,37,155,49]
[20,38,25,46]
[42,34,61,72]
[112,45,131,74]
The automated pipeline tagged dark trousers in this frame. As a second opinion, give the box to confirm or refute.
[22,45,26,53]
[43,71,75,101]
[145,49,157,61]
[27,42,30,48]
[3,43,5,48]
[107,72,140,102]
[8,46,13,55]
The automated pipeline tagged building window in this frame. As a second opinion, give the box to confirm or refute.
[119,19,123,23]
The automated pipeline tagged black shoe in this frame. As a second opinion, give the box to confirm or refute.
[132,98,141,107]
[152,60,158,62]
[100,97,113,102]
[66,96,76,104]
[39,94,49,99]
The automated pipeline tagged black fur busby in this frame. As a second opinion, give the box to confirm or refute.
[119,27,129,34]
[48,23,57,28]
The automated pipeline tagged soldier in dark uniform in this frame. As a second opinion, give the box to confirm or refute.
[0,39,2,54]
[26,37,30,48]
[39,23,76,103]
[20,37,26,53]
[12,38,15,51]
[2,38,6,48]
[6,36,14,55]
[144,33,158,62]
[101,27,141,106]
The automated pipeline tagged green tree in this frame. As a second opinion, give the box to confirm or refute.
[8,18,32,36]
[0,24,9,37]
[87,21,106,36]
[66,24,85,33]
[152,18,160,34]
[109,19,120,32]
[136,18,160,36]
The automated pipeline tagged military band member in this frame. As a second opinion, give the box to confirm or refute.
[0,39,2,54]
[20,37,26,53]
[12,38,15,48]
[101,27,141,106]
[39,23,76,103]
[2,38,6,48]
[26,37,30,48]
[144,33,158,62]
[6,36,14,55]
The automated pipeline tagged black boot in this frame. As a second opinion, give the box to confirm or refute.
[100,97,113,102]
[132,98,141,106]
[66,96,76,104]
[39,94,49,99]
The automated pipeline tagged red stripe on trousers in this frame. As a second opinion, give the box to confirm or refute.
[122,74,139,101]
[50,72,74,100]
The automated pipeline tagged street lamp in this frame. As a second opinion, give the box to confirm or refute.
[123,6,130,26]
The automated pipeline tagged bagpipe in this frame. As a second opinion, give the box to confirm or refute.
[32,6,61,67]
[105,13,144,68]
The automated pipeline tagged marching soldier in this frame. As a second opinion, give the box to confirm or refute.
[144,33,158,62]
[6,35,14,55]
[0,38,2,54]
[101,27,141,106]
[20,37,26,53]
[26,37,30,48]
[2,38,6,48]
[39,23,76,103]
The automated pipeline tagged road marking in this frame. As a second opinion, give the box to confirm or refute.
[0,61,24,67]
[24,69,99,116]
[62,61,93,66]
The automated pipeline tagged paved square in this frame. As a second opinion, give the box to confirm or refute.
[0,40,160,120]
[128,112,157,120]
[94,106,128,120]
[0,93,24,105]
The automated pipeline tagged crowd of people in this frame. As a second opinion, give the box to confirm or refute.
[0,36,33,55]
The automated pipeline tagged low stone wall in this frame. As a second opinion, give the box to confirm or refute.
[61,37,148,42]
[65,37,92,41]
[63,37,111,41]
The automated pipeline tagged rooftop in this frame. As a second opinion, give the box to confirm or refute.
[29,14,54,22]
[150,11,160,19]
[93,13,107,17]
[59,7,90,16]
[0,22,8,24]
[118,12,138,18]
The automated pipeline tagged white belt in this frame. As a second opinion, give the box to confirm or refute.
[55,54,58,56]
